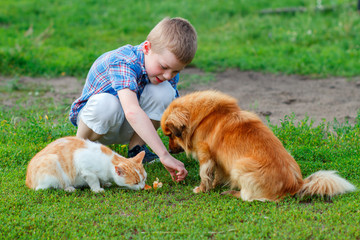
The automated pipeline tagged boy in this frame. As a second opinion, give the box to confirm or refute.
[69,17,197,182]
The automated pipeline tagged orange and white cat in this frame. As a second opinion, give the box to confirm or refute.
[26,136,147,192]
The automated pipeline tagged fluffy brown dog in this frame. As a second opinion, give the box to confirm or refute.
[161,90,356,201]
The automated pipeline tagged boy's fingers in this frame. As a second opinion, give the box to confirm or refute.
[179,169,188,177]
[176,169,188,182]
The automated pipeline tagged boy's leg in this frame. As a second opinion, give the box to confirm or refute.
[128,119,160,149]
[76,82,175,161]
[138,81,176,122]
[76,93,127,145]
[76,119,103,141]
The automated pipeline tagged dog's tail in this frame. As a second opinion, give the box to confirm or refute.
[297,170,356,198]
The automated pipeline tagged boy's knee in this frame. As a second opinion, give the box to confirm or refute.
[79,93,124,134]
[89,93,121,120]
[141,81,176,107]
[140,82,176,121]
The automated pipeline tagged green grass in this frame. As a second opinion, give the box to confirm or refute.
[1,0,359,78]
[1,85,360,239]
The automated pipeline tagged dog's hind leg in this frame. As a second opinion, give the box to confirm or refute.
[193,142,216,193]
[221,190,241,198]
[221,190,268,201]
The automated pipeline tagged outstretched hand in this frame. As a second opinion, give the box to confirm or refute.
[160,154,188,182]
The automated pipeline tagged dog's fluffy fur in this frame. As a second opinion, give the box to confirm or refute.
[161,90,356,201]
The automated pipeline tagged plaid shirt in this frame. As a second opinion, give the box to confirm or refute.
[69,42,179,126]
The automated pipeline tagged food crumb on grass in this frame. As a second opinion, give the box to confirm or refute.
[144,178,163,190]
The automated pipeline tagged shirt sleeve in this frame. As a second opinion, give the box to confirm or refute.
[168,73,180,97]
[108,61,139,92]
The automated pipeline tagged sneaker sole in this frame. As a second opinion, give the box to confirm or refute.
[143,158,160,164]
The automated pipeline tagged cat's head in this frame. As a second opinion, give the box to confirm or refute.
[112,151,147,190]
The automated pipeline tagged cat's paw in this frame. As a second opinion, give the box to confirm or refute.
[103,182,112,188]
[92,188,105,193]
[65,186,76,192]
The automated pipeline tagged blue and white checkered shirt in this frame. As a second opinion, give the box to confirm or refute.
[69,42,179,126]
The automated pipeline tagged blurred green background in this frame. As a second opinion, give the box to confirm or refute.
[0,0,359,78]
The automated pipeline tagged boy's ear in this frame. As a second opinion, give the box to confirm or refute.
[143,41,151,55]
[115,166,122,176]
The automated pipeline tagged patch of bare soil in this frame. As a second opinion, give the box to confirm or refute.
[180,68,360,125]
[1,68,359,125]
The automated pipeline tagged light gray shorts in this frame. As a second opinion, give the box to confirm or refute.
[77,81,176,145]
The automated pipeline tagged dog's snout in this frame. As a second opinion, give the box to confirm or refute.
[169,146,184,154]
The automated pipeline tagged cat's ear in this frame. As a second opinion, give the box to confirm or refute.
[132,151,145,164]
[115,166,122,176]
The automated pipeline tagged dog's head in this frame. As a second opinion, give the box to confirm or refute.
[161,106,190,154]
[162,90,238,154]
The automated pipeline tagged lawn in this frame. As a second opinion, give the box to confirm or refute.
[0,0,359,77]
[1,84,359,239]
[1,0,360,239]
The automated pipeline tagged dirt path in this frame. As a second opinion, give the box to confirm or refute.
[1,68,359,125]
[180,68,360,125]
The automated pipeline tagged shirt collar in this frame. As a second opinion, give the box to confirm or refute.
[135,41,147,76]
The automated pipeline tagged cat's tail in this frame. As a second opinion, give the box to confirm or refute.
[297,170,356,198]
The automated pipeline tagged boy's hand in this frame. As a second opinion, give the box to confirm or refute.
[160,154,188,182]
[118,88,188,182]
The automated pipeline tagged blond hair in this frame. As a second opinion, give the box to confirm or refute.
[147,17,197,65]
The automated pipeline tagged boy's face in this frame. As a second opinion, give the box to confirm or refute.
[143,41,186,85]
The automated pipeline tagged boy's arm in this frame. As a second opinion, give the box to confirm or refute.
[117,88,188,182]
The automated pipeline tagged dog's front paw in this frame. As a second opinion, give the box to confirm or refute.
[193,186,203,193]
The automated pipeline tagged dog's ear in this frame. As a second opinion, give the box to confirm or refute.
[167,122,184,137]
[165,107,189,138]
